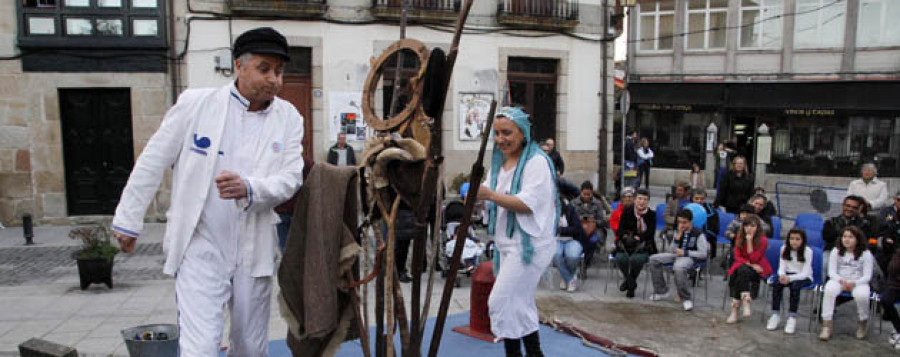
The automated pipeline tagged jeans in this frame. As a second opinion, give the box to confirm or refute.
[636,164,650,189]
[771,278,812,314]
[553,240,583,283]
[729,264,761,299]
[649,253,699,300]
[821,279,870,321]
[583,231,605,267]
[276,213,292,252]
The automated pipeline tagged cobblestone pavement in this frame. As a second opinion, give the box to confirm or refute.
[0,243,169,286]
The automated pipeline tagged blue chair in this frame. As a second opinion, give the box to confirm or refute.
[717,212,736,256]
[722,239,783,310]
[802,247,825,332]
[771,216,782,240]
[655,203,667,231]
[806,230,825,250]
[795,213,824,232]
[611,201,619,210]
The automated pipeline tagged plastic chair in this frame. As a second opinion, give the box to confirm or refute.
[795,213,824,232]
[806,230,825,250]
[611,201,619,210]
[770,216,782,240]
[716,212,736,258]
[644,253,712,303]
[603,252,618,294]
[655,203,667,231]
[757,240,784,317]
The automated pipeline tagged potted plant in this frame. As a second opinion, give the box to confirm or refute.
[69,225,119,290]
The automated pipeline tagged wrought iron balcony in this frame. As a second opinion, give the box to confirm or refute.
[497,0,579,30]
[372,0,460,22]
[229,0,327,18]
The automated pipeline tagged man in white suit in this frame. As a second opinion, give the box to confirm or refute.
[111,27,304,356]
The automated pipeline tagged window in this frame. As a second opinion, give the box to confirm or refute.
[686,0,728,50]
[740,0,784,49]
[794,0,846,49]
[638,1,675,51]
[19,0,165,41]
[636,111,709,169]
[857,0,900,47]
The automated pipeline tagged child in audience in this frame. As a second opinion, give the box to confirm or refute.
[766,228,813,334]
[727,215,771,324]
[819,226,875,341]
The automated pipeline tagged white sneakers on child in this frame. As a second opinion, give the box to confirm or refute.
[784,317,797,334]
[890,332,900,349]
[648,291,670,301]
[683,300,693,311]
[559,279,567,290]
[766,314,780,331]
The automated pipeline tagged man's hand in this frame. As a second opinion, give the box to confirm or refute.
[675,248,685,257]
[114,231,136,253]
[215,171,248,200]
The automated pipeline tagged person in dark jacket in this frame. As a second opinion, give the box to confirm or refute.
[615,188,656,298]
[553,198,588,292]
[542,138,565,176]
[692,189,720,259]
[755,186,778,217]
[715,155,755,214]
[822,195,875,252]
[880,248,900,349]
[326,132,356,166]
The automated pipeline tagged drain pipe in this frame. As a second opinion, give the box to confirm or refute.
[168,0,180,104]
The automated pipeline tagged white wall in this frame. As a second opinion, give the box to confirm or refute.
[184,20,605,161]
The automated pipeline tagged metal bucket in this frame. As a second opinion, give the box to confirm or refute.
[121,324,179,357]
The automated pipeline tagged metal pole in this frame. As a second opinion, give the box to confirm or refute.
[599,0,609,196]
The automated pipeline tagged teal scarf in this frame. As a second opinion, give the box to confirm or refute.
[487,107,560,270]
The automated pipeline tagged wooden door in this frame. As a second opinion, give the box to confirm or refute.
[277,47,314,160]
[508,57,558,143]
[59,88,134,215]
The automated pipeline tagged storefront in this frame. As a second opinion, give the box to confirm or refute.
[628,81,900,177]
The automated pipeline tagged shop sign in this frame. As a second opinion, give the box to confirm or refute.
[784,109,836,116]
[637,104,693,111]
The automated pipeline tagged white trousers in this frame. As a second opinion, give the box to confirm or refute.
[488,239,553,339]
[821,279,870,321]
[175,237,273,357]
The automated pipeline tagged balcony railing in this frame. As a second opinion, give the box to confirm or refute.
[497,0,579,30]
[372,0,460,22]
[229,0,327,17]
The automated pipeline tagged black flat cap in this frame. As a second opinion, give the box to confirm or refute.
[232,27,290,61]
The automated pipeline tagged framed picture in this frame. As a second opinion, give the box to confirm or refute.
[458,92,493,141]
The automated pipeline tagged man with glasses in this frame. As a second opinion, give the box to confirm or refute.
[822,195,875,252]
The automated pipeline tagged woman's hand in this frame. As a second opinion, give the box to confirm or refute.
[778,275,789,285]
[476,186,495,201]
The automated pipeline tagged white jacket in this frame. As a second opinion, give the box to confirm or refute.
[847,177,889,211]
[112,84,304,277]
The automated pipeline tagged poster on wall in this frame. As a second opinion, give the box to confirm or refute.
[458,92,494,141]
[328,91,366,141]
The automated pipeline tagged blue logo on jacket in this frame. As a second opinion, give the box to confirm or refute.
[190,134,211,156]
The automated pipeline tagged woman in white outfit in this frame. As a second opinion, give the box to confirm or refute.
[478,107,558,357]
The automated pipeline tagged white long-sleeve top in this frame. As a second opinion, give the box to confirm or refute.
[827,249,874,285]
[637,147,654,161]
[847,177,889,211]
[777,246,813,282]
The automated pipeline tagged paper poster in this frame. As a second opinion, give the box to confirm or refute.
[458,93,494,141]
[328,91,365,141]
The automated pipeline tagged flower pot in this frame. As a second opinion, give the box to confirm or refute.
[76,257,114,290]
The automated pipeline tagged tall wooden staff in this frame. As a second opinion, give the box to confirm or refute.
[427,100,497,357]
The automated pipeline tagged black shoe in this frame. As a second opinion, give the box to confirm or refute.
[399,273,413,283]
[619,281,628,292]
[626,289,635,298]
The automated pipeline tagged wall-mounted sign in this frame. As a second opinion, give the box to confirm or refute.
[784,109,836,116]
[637,104,693,111]
[458,92,493,141]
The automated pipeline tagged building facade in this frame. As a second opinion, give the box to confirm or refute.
[625,0,900,189]
[0,0,616,226]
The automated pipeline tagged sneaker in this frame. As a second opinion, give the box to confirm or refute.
[567,276,579,292]
[784,317,796,334]
[559,278,567,290]
[890,332,900,345]
[649,291,670,301]
[766,314,780,331]
[683,300,693,311]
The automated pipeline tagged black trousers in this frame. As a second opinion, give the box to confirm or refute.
[729,264,761,299]
[881,287,900,332]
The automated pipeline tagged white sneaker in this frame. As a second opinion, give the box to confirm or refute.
[784,317,796,334]
[559,278,567,290]
[890,332,900,345]
[766,314,780,331]
[649,292,670,301]
[683,300,693,311]
[567,276,579,292]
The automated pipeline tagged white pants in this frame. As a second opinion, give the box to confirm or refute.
[175,237,273,357]
[488,239,553,339]
[821,279,870,321]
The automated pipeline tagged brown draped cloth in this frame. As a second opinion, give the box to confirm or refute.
[278,163,360,357]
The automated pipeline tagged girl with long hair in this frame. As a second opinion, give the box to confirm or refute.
[726,215,771,324]
[766,228,813,334]
[819,226,875,341]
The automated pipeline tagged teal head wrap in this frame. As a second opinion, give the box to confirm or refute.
[488,107,560,269]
